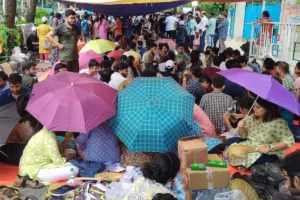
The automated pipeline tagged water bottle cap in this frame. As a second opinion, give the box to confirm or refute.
[70,168,74,172]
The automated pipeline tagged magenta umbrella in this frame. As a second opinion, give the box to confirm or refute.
[155,38,176,50]
[48,50,103,76]
[78,50,104,71]
[26,72,117,133]
[218,68,300,115]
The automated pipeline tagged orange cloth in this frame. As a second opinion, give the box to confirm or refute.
[115,19,123,36]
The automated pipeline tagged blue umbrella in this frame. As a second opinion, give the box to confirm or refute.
[110,77,194,152]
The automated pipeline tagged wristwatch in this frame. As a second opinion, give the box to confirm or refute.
[269,144,275,152]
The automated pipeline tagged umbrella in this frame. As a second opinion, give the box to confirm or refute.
[107,50,122,60]
[110,77,194,152]
[48,50,104,76]
[78,50,104,71]
[0,103,20,146]
[217,68,300,115]
[26,72,118,133]
[80,39,117,54]
[155,38,176,50]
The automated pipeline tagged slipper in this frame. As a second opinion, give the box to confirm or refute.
[13,175,44,189]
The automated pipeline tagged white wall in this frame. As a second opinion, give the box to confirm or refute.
[233,2,246,39]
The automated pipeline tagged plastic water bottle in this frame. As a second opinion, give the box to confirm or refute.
[67,168,75,185]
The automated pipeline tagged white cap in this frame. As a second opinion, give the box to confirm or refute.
[31,26,37,32]
[41,16,48,23]
[165,60,175,70]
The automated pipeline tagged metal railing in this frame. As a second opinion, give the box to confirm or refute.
[248,22,300,64]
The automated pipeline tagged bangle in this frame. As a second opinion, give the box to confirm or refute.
[183,78,187,81]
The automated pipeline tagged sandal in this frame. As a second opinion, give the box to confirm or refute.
[0,185,20,200]
[13,175,44,189]
[24,196,38,200]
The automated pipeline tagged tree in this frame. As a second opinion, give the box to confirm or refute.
[26,0,38,23]
[4,0,17,28]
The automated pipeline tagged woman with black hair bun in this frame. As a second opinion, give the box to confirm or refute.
[125,152,180,200]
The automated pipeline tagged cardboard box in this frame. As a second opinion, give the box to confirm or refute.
[178,136,208,169]
[184,154,230,190]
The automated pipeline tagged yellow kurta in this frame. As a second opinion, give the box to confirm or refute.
[19,127,67,181]
[37,24,52,54]
[229,116,295,168]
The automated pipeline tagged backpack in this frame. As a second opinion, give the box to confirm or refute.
[250,163,285,200]
[82,20,89,37]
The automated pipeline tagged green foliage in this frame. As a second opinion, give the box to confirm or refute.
[199,3,232,15]
[181,2,232,15]
[0,24,23,55]
[34,7,50,25]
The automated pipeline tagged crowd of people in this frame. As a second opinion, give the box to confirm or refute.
[1,8,300,200]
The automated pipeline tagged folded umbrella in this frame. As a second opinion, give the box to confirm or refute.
[26,72,117,133]
[110,77,194,152]
[80,39,117,54]
[218,68,300,115]
[155,38,176,50]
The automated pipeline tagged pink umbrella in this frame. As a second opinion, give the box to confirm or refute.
[48,50,104,76]
[107,50,122,61]
[79,50,104,71]
[155,38,176,50]
[26,72,117,133]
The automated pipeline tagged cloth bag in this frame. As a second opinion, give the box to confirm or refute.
[42,40,51,50]
[214,190,247,200]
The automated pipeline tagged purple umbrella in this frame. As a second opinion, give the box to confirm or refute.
[26,72,117,133]
[218,68,300,115]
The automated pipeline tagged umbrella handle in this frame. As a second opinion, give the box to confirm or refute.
[244,96,259,120]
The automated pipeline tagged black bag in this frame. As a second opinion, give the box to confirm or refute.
[289,124,300,142]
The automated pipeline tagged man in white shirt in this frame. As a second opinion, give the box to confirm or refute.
[199,11,209,53]
[109,63,129,90]
[165,12,178,39]
[79,59,101,81]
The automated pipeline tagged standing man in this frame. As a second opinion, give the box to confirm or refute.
[158,13,166,37]
[165,12,178,39]
[199,11,208,53]
[217,13,229,53]
[207,12,216,47]
[123,16,132,40]
[187,15,195,48]
[214,14,223,48]
[46,10,81,73]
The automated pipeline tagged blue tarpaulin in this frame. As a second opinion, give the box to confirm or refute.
[54,0,188,16]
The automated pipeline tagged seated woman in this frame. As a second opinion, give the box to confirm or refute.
[124,152,180,200]
[18,127,79,185]
[75,122,121,164]
[229,97,294,170]
[0,96,37,165]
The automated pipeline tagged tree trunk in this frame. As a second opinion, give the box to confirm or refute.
[4,0,17,28]
[26,0,38,23]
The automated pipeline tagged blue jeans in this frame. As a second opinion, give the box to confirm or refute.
[207,34,214,47]
[199,31,206,53]
[214,32,219,48]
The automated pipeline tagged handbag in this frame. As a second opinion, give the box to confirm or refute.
[42,40,51,50]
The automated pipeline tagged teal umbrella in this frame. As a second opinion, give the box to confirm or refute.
[110,77,194,152]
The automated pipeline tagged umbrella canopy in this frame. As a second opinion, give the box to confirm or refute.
[78,50,104,71]
[26,72,118,133]
[155,38,176,50]
[218,69,300,115]
[107,50,122,61]
[0,103,20,146]
[80,39,116,54]
[110,77,194,152]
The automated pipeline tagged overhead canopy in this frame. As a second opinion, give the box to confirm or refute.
[55,0,190,16]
